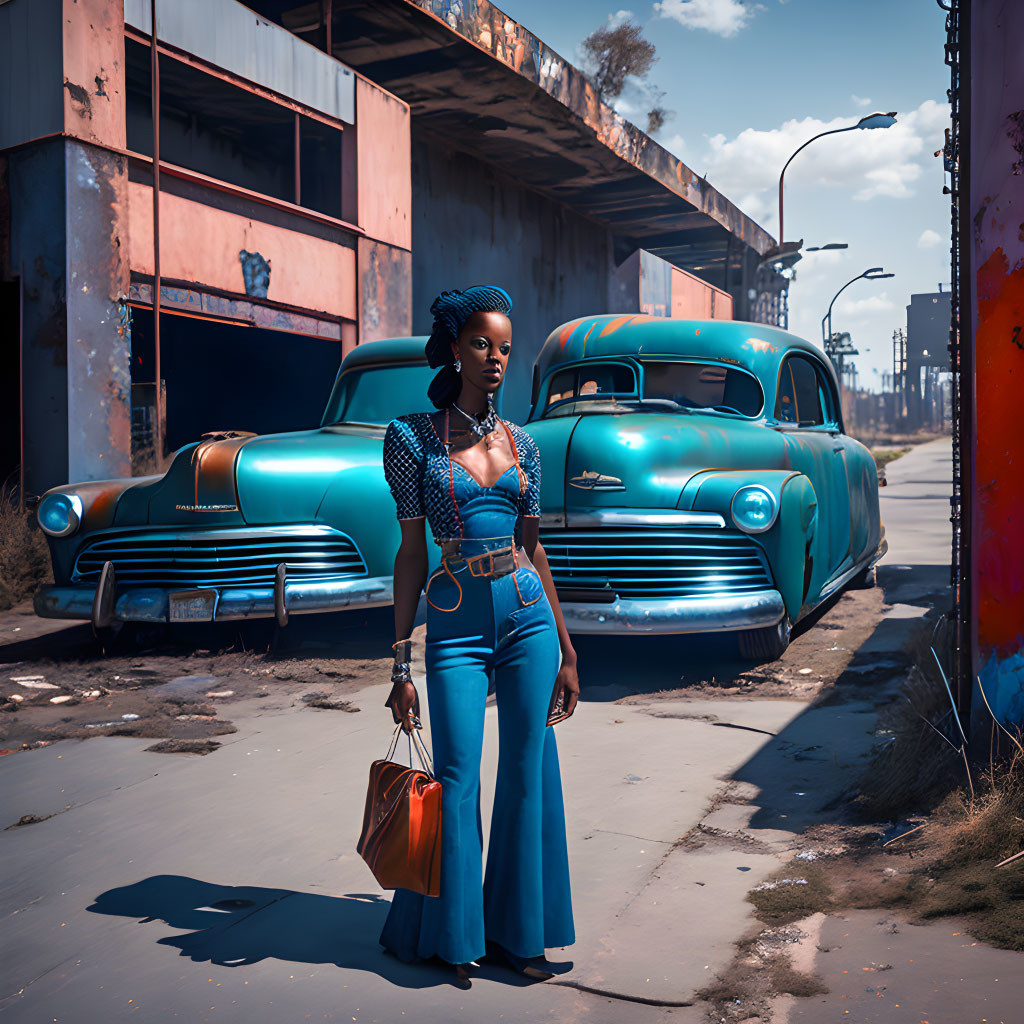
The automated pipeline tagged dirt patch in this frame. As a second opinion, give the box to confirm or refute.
[146,739,222,756]
[0,606,402,754]
[696,922,828,1022]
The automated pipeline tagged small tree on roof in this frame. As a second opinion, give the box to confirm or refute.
[581,20,657,100]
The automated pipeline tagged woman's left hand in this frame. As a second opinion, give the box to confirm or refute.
[548,658,580,725]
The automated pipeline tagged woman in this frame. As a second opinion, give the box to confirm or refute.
[379,285,579,989]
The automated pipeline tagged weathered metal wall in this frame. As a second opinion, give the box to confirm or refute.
[609,250,733,321]
[970,0,1024,725]
[410,131,610,421]
[0,0,64,151]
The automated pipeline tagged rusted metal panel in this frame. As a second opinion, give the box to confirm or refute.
[0,0,63,151]
[609,250,733,321]
[358,237,411,343]
[970,0,1024,726]
[128,281,344,340]
[126,180,358,320]
[66,140,133,483]
[355,77,412,251]
[125,0,356,124]
[62,0,126,150]
[325,0,774,258]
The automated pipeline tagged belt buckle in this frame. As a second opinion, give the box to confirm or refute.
[468,551,494,577]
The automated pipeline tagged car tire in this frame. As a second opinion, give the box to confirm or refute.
[849,564,876,589]
[737,616,791,662]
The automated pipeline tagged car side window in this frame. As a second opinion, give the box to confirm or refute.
[775,356,825,427]
[776,362,797,423]
[815,366,840,427]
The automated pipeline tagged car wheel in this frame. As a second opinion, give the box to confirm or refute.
[737,616,791,662]
[849,565,876,589]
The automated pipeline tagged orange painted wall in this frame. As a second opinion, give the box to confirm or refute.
[355,78,411,251]
[62,0,126,150]
[671,267,732,320]
[127,181,357,320]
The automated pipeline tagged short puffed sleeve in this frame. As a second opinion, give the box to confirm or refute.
[514,427,541,518]
[383,417,425,520]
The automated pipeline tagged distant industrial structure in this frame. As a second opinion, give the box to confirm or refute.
[0,0,785,499]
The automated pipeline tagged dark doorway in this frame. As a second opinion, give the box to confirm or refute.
[0,279,21,495]
[129,307,343,456]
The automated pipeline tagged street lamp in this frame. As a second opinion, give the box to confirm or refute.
[821,267,895,347]
[778,112,897,246]
[806,242,849,252]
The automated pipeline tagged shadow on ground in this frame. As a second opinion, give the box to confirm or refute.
[88,875,568,990]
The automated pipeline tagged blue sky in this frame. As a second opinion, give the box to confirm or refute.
[497,0,952,390]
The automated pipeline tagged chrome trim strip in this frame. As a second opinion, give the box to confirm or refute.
[564,509,726,528]
[818,537,888,601]
[559,588,785,635]
[34,576,395,623]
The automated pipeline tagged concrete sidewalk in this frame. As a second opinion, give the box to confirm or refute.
[0,440,955,1022]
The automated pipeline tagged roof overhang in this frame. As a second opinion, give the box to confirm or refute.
[264,0,776,271]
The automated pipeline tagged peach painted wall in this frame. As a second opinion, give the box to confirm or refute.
[127,181,357,320]
[355,78,411,251]
[62,0,126,150]
[671,267,732,320]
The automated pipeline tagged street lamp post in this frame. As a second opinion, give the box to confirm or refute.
[778,112,897,246]
[821,267,895,348]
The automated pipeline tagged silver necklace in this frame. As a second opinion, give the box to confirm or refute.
[451,397,499,442]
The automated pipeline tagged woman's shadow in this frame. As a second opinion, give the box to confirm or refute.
[88,876,570,988]
[88,875,439,987]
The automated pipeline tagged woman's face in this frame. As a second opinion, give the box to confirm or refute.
[453,311,512,396]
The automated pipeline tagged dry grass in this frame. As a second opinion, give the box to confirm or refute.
[0,488,52,610]
[808,618,1024,950]
[871,446,911,472]
[747,864,834,924]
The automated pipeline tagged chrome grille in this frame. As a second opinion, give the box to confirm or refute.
[540,527,772,600]
[72,525,367,588]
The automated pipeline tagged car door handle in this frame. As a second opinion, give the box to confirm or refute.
[832,445,844,453]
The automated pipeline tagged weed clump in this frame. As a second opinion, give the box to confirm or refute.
[0,488,51,610]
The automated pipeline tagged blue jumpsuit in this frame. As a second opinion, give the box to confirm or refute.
[379,412,575,966]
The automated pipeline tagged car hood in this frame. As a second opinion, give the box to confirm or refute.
[123,427,386,526]
[550,412,784,510]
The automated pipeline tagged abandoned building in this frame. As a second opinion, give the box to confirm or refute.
[0,0,784,496]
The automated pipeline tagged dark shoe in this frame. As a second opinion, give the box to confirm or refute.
[453,963,473,990]
[482,941,554,981]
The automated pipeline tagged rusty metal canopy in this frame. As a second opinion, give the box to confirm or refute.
[257,0,775,272]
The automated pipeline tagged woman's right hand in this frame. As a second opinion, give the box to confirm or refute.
[385,678,421,733]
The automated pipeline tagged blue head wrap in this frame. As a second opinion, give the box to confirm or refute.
[425,285,513,408]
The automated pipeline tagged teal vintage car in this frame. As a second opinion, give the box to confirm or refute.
[35,320,884,659]
[522,315,886,657]
[33,338,437,631]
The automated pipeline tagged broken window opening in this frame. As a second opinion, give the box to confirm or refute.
[125,37,345,221]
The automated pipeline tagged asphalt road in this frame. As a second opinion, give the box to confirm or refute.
[0,439,971,1024]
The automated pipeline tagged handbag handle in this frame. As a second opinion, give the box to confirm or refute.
[385,723,435,778]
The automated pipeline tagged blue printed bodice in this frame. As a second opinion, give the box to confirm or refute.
[383,413,541,543]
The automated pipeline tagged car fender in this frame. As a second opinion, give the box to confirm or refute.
[685,469,818,622]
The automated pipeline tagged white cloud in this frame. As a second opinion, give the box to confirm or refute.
[700,98,950,230]
[851,94,872,109]
[653,0,754,38]
[917,228,943,249]
[661,131,687,155]
[836,292,896,317]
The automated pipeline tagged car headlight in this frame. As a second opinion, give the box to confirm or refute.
[37,493,83,537]
[730,485,777,533]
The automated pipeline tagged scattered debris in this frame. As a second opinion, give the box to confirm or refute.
[10,678,58,690]
[752,878,809,892]
[49,695,75,705]
[4,812,58,830]
[205,690,235,699]
[145,739,221,755]
[121,713,140,721]
[302,694,359,712]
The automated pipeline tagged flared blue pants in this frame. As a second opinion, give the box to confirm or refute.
[379,553,575,965]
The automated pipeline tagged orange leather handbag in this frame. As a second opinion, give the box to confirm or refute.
[357,725,442,898]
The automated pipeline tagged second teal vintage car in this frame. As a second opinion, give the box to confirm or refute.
[522,315,886,657]
[34,319,884,660]
[33,339,437,632]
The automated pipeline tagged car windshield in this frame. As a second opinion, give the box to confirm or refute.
[322,363,436,426]
[539,360,763,418]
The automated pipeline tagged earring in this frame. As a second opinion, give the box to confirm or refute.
[454,357,462,373]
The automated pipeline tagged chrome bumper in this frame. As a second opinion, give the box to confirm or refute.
[558,588,786,635]
[33,576,394,623]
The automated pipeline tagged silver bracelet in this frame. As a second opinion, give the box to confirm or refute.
[391,662,413,685]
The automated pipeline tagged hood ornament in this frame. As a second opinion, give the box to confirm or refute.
[569,470,625,492]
